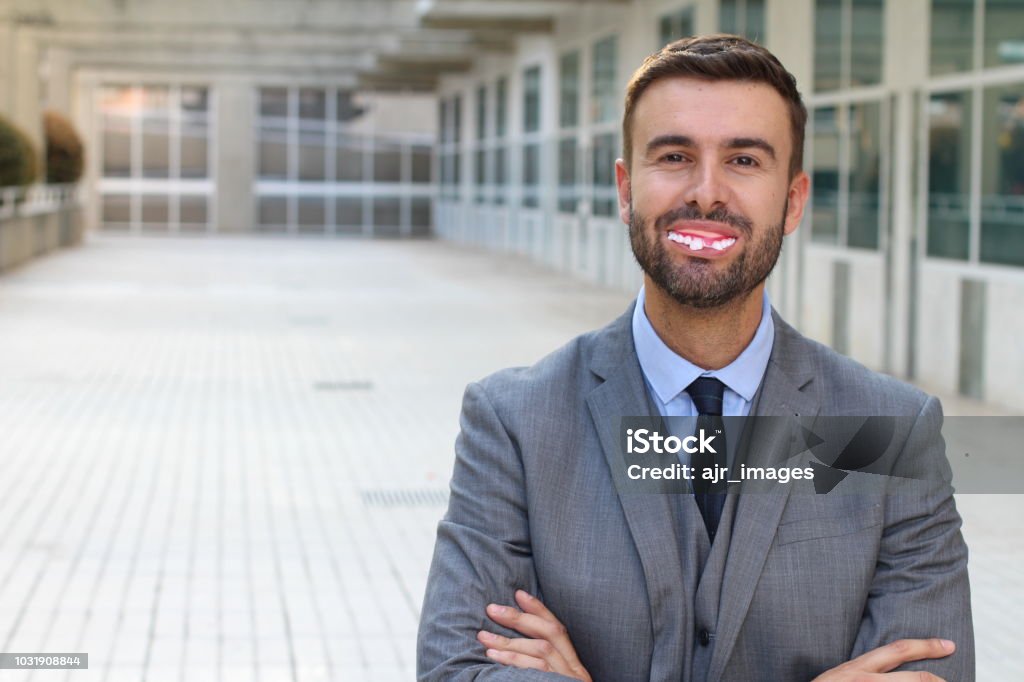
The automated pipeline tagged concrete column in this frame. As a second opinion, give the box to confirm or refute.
[214,78,255,233]
[46,47,73,115]
[13,29,43,156]
[0,21,13,117]
[765,0,815,324]
[884,0,930,378]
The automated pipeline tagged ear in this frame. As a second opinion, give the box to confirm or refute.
[783,171,810,236]
[615,158,631,226]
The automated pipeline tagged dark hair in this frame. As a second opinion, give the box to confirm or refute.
[622,34,807,179]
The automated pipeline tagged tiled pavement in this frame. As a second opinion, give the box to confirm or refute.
[0,235,1018,681]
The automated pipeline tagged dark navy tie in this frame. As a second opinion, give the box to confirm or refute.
[685,377,727,541]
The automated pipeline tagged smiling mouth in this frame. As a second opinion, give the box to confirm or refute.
[667,232,737,252]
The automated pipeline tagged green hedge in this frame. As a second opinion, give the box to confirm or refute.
[0,114,38,188]
[43,110,84,184]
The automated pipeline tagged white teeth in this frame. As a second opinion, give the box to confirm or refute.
[668,233,736,252]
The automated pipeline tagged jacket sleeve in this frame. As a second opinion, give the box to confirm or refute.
[849,395,975,680]
[417,380,577,681]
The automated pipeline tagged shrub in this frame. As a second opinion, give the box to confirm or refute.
[0,114,38,188]
[43,110,84,184]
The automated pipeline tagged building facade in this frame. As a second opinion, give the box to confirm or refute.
[433,0,1024,410]
[1,0,1022,409]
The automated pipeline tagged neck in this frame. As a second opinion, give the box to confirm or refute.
[643,279,766,370]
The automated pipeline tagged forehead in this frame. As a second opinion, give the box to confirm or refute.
[632,76,791,152]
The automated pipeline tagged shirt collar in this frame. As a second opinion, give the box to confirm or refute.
[631,286,775,405]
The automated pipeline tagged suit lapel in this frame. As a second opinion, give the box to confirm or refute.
[707,311,822,682]
[585,305,687,681]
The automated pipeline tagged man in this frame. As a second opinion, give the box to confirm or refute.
[418,35,973,681]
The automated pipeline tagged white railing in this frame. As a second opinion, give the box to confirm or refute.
[0,184,80,220]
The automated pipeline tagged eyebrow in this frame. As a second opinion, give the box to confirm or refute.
[645,134,777,161]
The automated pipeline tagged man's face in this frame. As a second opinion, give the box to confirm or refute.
[616,77,809,309]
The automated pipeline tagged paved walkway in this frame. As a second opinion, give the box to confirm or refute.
[0,235,1018,681]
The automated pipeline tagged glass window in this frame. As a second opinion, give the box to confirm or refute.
[102,119,132,178]
[335,134,364,182]
[181,87,208,113]
[558,137,578,213]
[847,101,882,249]
[179,195,208,227]
[980,83,1024,266]
[259,88,288,118]
[373,140,402,183]
[522,143,540,208]
[141,194,169,225]
[812,107,841,243]
[411,197,432,236]
[298,197,326,232]
[411,145,432,183]
[438,98,448,145]
[930,0,975,76]
[453,95,462,144]
[141,116,170,179]
[746,0,766,41]
[927,92,972,260]
[298,88,326,120]
[336,91,361,123]
[815,0,843,91]
[335,197,364,230]
[258,196,287,228]
[721,0,739,35]
[495,77,508,138]
[850,0,884,87]
[560,51,580,129]
[476,85,488,140]
[523,66,542,134]
[475,148,487,204]
[592,132,618,216]
[180,119,208,179]
[592,36,618,124]
[298,129,326,181]
[102,194,131,224]
[659,7,695,45]
[259,126,288,179]
[815,0,883,91]
[373,197,401,230]
[984,0,1024,69]
[493,146,507,205]
[720,0,765,42]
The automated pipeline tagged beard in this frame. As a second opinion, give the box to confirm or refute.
[628,201,788,309]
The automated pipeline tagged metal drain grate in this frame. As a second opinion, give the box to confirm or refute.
[361,488,450,507]
[314,380,374,391]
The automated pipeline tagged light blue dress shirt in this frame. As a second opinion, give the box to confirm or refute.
[631,286,775,419]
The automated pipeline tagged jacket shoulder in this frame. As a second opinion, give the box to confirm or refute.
[775,316,933,415]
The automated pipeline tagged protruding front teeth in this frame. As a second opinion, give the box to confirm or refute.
[687,237,704,251]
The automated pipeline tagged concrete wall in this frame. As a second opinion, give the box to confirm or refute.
[0,204,84,272]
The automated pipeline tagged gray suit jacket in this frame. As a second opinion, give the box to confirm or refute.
[418,304,974,681]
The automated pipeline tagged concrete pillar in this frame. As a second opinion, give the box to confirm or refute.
[884,0,930,378]
[214,78,255,232]
[0,21,13,117]
[13,29,42,157]
[765,0,815,324]
[46,47,73,115]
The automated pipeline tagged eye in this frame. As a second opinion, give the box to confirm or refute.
[731,155,759,167]
[661,152,687,163]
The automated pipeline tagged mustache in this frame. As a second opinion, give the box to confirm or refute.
[653,205,753,235]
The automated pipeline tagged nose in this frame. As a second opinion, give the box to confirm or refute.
[681,161,731,217]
